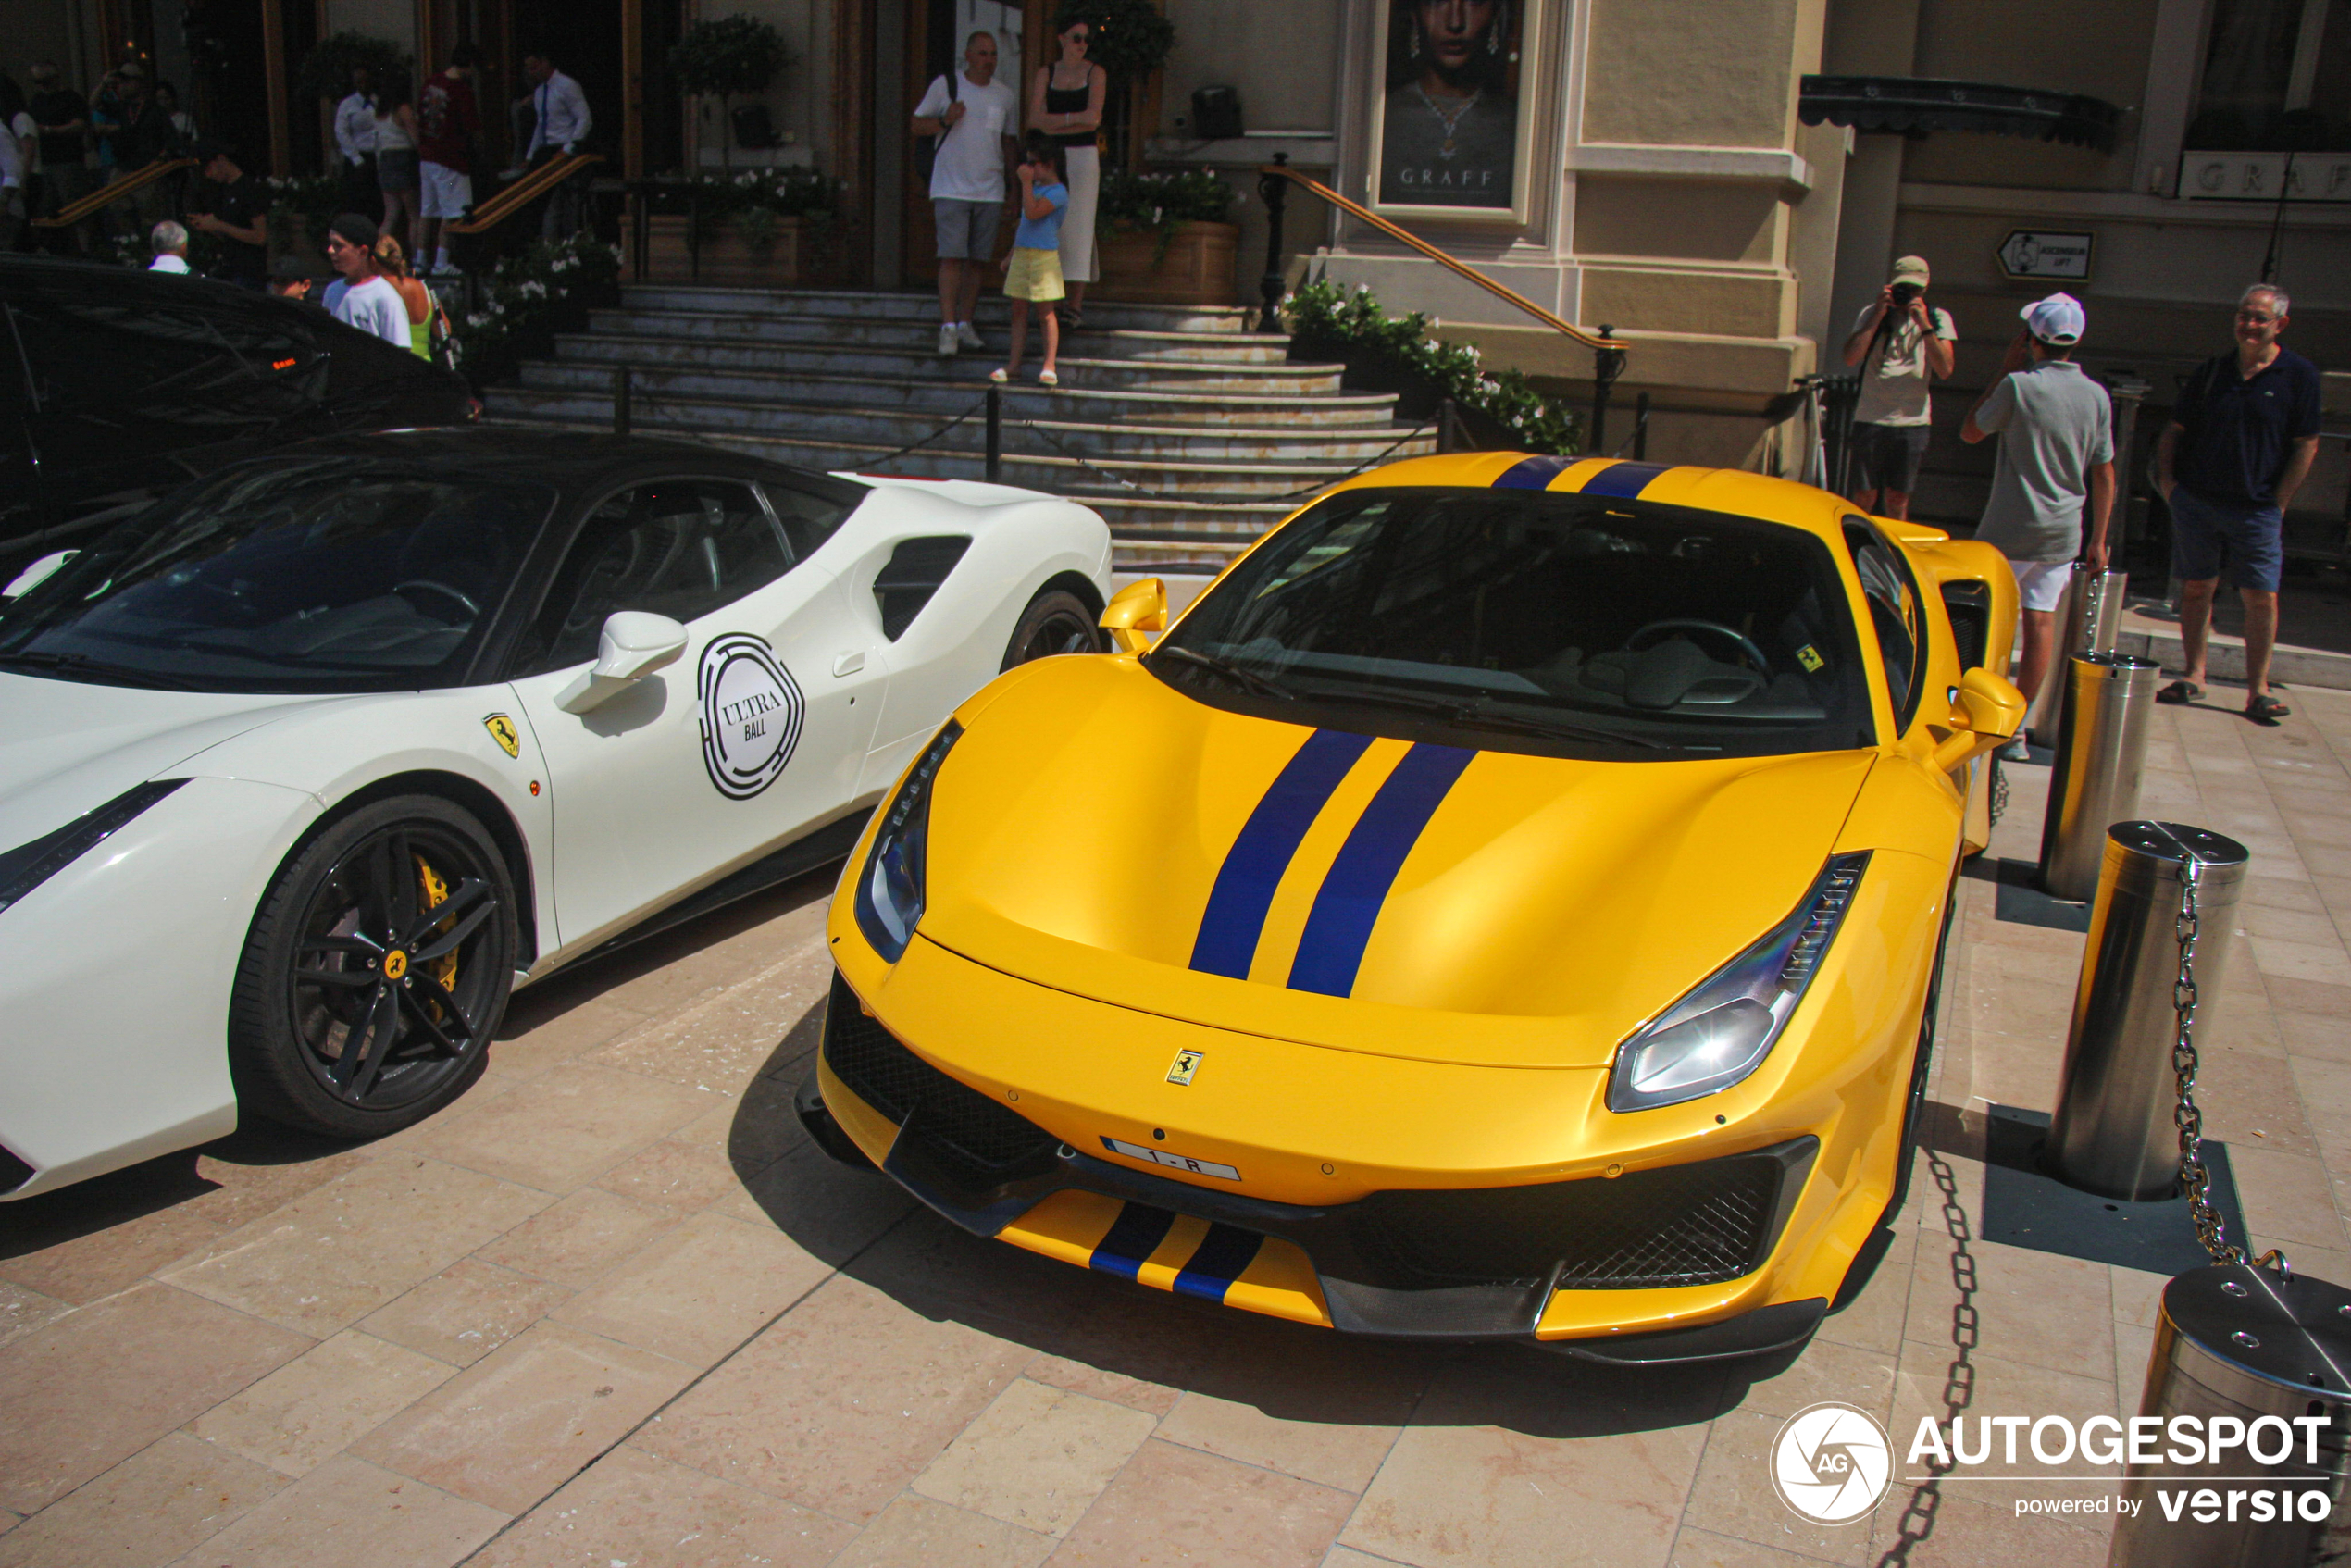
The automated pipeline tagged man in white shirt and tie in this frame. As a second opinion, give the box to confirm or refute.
[520,51,592,237]
[334,66,379,218]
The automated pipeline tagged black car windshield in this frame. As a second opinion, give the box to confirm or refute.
[0,459,554,692]
[1146,486,1876,758]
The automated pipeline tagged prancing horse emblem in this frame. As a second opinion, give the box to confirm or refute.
[1166,1050,1203,1087]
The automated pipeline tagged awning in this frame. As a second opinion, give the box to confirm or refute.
[1798,77,2120,153]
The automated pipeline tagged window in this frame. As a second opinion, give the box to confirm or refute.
[523,479,795,671]
[1843,520,1927,730]
[2184,0,2351,150]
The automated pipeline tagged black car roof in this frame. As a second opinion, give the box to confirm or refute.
[265,428,869,502]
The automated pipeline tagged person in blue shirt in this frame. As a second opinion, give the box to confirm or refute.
[992,133,1069,388]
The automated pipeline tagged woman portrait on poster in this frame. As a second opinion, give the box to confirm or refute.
[1378,0,1522,212]
[1030,14,1105,326]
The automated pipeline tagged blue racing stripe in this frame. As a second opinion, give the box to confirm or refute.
[1188,728,1374,978]
[1171,1224,1265,1302]
[1492,454,1576,490]
[1088,1202,1176,1283]
[1579,461,1671,498]
[1287,743,1476,997]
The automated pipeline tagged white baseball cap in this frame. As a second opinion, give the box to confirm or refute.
[2022,292,2085,346]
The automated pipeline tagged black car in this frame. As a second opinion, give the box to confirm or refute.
[0,256,476,573]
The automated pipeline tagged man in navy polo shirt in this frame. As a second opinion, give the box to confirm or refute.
[2156,283,2322,725]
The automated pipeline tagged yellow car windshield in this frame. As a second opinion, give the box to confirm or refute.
[1149,487,1875,759]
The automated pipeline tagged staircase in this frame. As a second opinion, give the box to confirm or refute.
[484,284,1438,571]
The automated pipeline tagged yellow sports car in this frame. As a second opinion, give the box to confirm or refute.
[801,453,2024,1363]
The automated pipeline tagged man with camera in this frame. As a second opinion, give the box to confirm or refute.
[1842,255,1957,519]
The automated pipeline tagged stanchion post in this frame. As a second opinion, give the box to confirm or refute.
[614,365,632,438]
[2047,823,2246,1197]
[2040,652,2160,899]
[985,383,1001,484]
[1436,397,1458,454]
[1256,156,1290,334]
[1588,325,1625,458]
[1632,392,1650,461]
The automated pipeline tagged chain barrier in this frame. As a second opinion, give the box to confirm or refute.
[1011,416,1437,505]
[2168,845,2287,1273]
[1875,1147,1978,1566]
[1987,753,2009,828]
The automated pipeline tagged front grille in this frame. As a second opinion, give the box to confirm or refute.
[822,972,1059,1187]
[1347,1146,1800,1291]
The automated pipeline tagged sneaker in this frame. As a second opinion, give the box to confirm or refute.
[957,321,985,350]
[1996,736,2032,763]
[936,323,960,357]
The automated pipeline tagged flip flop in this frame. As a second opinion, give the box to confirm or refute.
[1038,369,1059,386]
[2156,679,2204,704]
[2245,692,2291,725]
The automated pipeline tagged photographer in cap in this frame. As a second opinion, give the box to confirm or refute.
[1961,292,2114,757]
[1842,255,1957,519]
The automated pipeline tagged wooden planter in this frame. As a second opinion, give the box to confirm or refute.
[1090,220,1238,306]
[641,212,805,286]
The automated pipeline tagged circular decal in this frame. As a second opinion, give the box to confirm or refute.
[1770,1401,1893,1524]
[697,633,804,800]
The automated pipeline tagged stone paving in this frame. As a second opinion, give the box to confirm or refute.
[4,678,2349,1568]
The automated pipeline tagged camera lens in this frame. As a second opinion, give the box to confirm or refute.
[1891,282,1922,305]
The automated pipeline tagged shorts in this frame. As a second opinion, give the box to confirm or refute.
[2170,486,2283,594]
[2010,558,2074,614]
[1002,245,1065,304]
[418,162,472,219]
[934,197,1001,261]
[377,148,420,193]
[1853,421,1930,494]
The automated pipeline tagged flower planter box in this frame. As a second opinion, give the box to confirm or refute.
[1090,220,1237,306]
[641,212,805,285]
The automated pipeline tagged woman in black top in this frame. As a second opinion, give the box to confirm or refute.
[1029,14,1104,324]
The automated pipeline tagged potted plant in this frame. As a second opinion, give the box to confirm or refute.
[1092,168,1238,305]
[642,168,840,285]
[667,14,788,169]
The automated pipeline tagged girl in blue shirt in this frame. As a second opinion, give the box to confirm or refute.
[994,133,1069,387]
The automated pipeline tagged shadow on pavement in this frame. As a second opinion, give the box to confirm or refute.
[729,1002,1760,1443]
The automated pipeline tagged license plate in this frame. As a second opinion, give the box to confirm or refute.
[1101,1137,1240,1182]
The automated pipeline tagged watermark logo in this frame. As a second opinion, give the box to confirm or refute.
[1772,1402,1894,1524]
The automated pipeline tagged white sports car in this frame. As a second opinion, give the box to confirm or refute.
[0,430,1111,1198]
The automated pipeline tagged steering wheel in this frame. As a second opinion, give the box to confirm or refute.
[394,580,481,622]
[1626,618,1773,677]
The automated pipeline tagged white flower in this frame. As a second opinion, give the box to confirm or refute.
[520,280,547,297]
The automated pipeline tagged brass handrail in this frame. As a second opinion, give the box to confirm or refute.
[33,157,199,228]
[447,151,605,235]
[1257,161,1617,353]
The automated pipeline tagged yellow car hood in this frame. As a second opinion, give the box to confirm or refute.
[920,656,1876,1069]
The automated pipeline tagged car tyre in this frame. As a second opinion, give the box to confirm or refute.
[229,794,518,1139]
[1001,586,1102,669]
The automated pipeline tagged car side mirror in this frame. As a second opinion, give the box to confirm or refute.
[1100,578,1166,655]
[1930,666,2028,772]
[554,611,690,714]
[2,551,77,601]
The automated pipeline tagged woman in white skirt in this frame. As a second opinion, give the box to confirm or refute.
[1030,15,1105,326]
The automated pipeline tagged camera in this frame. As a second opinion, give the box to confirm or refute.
[1890,281,1923,306]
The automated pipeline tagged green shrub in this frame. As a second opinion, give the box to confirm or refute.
[1285,280,1582,455]
[451,230,622,390]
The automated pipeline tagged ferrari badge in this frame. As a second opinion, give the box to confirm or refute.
[1166,1049,1203,1087]
[483,714,521,758]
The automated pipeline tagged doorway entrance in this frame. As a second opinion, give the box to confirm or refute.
[892,0,1051,287]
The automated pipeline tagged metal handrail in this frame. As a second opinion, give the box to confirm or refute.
[1256,158,1617,352]
[447,151,605,236]
[32,157,199,228]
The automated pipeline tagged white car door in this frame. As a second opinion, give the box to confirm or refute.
[507,474,888,955]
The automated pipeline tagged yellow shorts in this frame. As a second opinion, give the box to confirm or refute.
[1003,245,1066,304]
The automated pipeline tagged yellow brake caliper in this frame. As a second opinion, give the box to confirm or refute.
[414,854,460,1010]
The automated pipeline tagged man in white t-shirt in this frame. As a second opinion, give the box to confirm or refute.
[321,212,410,347]
[1840,255,1957,519]
[912,31,1019,356]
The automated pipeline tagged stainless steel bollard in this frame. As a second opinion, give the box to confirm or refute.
[2048,824,2246,1200]
[2029,566,2130,739]
[2042,653,2163,900]
[2110,1264,2351,1567]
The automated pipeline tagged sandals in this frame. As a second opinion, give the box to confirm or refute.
[2156,679,2204,705]
[1038,369,1059,387]
[989,367,1009,383]
[2246,692,2291,726]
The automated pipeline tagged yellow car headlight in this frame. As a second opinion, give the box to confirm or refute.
[854,721,962,962]
[1607,852,1870,1112]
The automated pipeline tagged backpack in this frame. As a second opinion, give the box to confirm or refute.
[914,71,958,185]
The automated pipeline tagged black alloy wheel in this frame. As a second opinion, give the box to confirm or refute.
[1001,587,1104,669]
[230,795,517,1138]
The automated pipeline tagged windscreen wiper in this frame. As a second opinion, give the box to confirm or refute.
[1151,645,1300,703]
[1323,684,1670,750]
[0,650,199,690]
